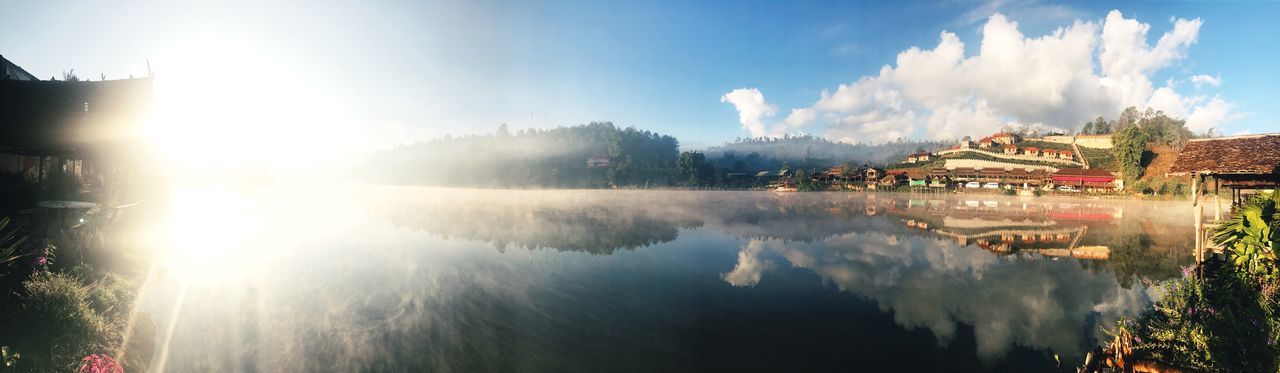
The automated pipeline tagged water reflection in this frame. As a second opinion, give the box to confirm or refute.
[364,189,1191,286]
[139,186,1193,371]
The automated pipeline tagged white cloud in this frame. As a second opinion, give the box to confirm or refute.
[722,10,1244,143]
[721,240,773,287]
[1189,74,1221,88]
[1186,97,1247,134]
[720,88,777,138]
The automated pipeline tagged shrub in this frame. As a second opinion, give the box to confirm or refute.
[3,269,142,371]
[1108,191,1280,371]
[1116,265,1280,372]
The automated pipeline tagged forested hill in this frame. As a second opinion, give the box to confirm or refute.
[353,122,680,188]
[353,124,957,189]
[704,136,949,167]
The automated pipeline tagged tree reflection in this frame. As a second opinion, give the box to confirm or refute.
[363,188,1193,286]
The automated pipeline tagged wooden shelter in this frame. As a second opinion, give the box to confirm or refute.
[0,55,154,186]
[1169,133,1280,263]
[1170,133,1280,201]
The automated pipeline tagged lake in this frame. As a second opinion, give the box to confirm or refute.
[137,186,1194,372]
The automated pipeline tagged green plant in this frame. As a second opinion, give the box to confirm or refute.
[0,217,28,268]
[1112,266,1280,372]
[1215,191,1280,280]
[4,269,141,371]
[1105,191,1280,372]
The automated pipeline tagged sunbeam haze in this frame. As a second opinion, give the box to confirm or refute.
[1,1,1279,372]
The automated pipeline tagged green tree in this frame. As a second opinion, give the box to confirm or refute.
[676,151,708,186]
[1115,106,1141,132]
[1112,125,1150,182]
[1082,116,1110,135]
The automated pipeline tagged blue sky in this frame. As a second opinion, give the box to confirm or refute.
[2,0,1277,150]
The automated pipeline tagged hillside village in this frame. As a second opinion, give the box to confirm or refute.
[771,131,1123,194]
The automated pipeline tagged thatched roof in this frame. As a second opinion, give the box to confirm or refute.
[1169,133,1280,175]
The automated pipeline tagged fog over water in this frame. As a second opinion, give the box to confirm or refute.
[138,186,1193,372]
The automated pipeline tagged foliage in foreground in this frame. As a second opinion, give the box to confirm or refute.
[1215,190,1280,279]
[1,268,149,372]
[0,218,28,268]
[1114,266,1280,372]
[1105,191,1280,372]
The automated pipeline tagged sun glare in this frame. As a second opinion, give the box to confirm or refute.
[144,35,358,178]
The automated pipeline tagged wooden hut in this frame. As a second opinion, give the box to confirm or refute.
[1170,133,1280,205]
[1169,133,1280,263]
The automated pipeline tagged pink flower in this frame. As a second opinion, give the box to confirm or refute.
[78,354,123,373]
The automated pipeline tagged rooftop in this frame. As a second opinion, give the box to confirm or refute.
[1169,133,1280,175]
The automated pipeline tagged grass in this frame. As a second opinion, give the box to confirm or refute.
[1077,146,1119,171]
[1013,140,1074,151]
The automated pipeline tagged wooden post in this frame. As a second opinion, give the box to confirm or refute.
[1214,178,1222,221]
[1195,204,1204,264]
[1190,173,1199,206]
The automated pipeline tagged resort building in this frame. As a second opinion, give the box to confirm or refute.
[991,132,1019,145]
[1002,144,1018,155]
[864,167,883,182]
[1023,146,1040,157]
[1052,168,1118,192]
[905,152,932,163]
[1043,149,1058,158]
[1058,150,1074,160]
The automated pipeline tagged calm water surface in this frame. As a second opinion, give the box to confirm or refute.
[139,186,1194,372]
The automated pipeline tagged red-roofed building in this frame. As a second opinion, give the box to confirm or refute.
[991,132,1019,144]
[1059,150,1074,160]
[1002,144,1018,155]
[1043,149,1059,158]
[1052,168,1117,192]
[1023,146,1039,157]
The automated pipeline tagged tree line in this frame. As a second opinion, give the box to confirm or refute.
[353,123,953,189]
